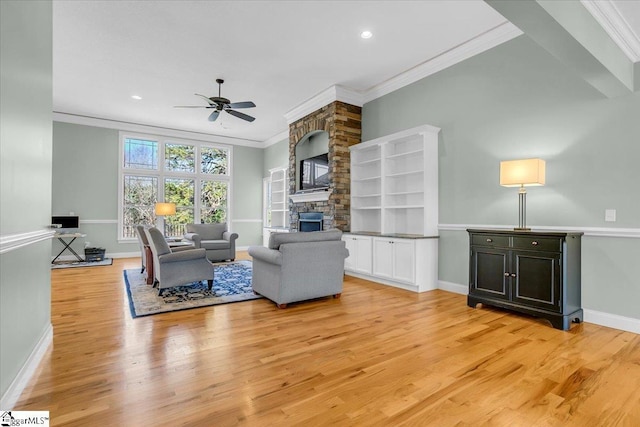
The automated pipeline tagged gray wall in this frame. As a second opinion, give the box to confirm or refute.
[362,35,640,320]
[232,145,264,247]
[0,0,53,398]
[51,122,130,256]
[295,131,329,161]
[263,137,289,177]
[52,122,265,254]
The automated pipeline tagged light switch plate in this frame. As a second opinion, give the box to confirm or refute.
[605,209,616,222]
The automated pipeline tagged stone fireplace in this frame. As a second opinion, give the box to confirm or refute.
[288,101,361,231]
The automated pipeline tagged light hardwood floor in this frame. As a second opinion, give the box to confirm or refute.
[15,253,640,426]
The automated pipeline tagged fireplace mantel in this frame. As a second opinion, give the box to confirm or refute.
[290,190,332,203]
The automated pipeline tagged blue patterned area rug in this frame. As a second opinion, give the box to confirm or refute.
[124,260,260,317]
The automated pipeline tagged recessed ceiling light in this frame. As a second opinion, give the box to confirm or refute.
[131,95,142,100]
[360,30,373,39]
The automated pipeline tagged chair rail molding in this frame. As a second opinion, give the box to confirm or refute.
[0,229,55,254]
[438,223,640,239]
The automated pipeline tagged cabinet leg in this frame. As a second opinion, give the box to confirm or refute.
[467,295,480,309]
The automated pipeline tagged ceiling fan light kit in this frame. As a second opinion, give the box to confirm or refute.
[174,78,256,123]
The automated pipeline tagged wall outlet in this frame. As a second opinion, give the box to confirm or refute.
[605,209,616,222]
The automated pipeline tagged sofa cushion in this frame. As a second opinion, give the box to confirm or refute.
[186,223,227,240]
[268,229,342,250]
[201,240,231,250]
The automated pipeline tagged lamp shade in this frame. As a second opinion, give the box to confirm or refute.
[155,202,176,216]
[500,158,546,187]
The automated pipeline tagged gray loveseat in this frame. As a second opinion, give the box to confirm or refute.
[248,229,349,308]
[183,223,238,262]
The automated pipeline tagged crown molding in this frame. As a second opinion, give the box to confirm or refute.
[362,21,523,103]
[263,130,289,148]
[284,85,364,125]
[53,112,265,148]
[581,0,640,63]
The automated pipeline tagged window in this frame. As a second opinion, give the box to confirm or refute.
[119,134,231,240]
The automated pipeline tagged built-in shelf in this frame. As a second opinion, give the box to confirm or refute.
[268,167,288,229]
[385,205,424,209]
[353,158,382,166]
[386,190,423,196]
[347,124,440,294]
[386,170,423,178]
[353,176,381,182]
[350,124,440,236]
[386,149,424,159]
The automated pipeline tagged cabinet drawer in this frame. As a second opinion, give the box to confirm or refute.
[512,236,561,252]
[471,234,509,248]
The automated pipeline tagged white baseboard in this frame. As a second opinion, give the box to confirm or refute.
[437,280,639,335]
[0,323,53,410]
[584,309,640,334]
[438,280,468,295]
[345,271,421,292]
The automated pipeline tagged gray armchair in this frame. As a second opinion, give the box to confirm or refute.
[248,229,349,308]
[135,225,149,273]
[183,223,238,262]
[145,227,214,295]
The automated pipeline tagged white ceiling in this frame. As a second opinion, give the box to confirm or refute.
[53,1,640,144]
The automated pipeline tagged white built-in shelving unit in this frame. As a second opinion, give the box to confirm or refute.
[345,124,440,293]
[268,167,288,229]
[350,124,440,236]
[263,166,290,246]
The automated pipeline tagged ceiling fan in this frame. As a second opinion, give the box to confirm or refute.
[174,78,256,123]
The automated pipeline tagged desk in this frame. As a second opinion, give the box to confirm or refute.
[52,233,87,264]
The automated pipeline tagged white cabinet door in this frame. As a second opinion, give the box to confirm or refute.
[343,234,372,275]
[343,236,356,271]
[392,239,415,284]
[372,238,393,279]
[354,236,373,274]
[373,237,415,284]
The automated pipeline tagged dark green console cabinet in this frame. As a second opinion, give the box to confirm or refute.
[467,229,583,330]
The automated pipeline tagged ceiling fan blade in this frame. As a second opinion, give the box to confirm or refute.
[174,105,208,108]
[208,111,220,122]
[195,93,216,105]
[226,109,255,122]
[227,101,256,109]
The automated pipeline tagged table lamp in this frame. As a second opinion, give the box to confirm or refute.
[155,202,176,235]
[500,159,545,231]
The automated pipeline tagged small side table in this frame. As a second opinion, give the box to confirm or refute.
[52,233,87,264]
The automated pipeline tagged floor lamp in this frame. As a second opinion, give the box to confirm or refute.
[155,202,176,236]
[500,159,545,231]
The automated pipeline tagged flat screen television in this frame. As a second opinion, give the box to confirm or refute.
[52,215,79,232]
[299,153,329,191]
